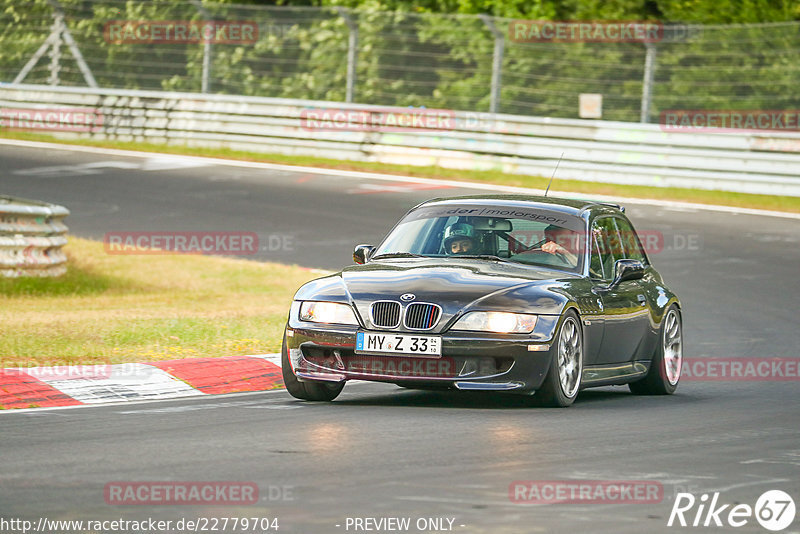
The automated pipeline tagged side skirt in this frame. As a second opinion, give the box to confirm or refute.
[581,361,649,388]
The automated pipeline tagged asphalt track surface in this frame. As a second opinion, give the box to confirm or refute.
[2,142,799,533]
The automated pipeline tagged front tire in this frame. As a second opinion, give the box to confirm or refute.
[281,338,344,401]
[629,306,682,395]
[536,311,583,407]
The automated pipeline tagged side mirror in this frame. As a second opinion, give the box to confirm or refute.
[610,259,645,287]
[353,244,375,264]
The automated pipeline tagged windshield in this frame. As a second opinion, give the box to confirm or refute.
[373,204,587,273]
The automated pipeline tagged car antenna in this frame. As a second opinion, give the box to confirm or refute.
[544,152,564,197]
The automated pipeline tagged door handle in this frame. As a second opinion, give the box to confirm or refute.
[637,294,646,306]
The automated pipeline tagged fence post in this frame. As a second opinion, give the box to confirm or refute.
[192,0,212,93]
[48,13,63,86]
[640,43,657,123]
[337,8,358,103]
[479,15,504,114]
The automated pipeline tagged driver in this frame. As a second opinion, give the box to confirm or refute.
[541,225,579,266]
[443,222,476,255]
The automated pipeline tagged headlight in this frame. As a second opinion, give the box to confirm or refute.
[451,311,537,333]
[299,301,359,325]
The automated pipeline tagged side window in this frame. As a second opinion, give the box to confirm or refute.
[589,229,606,280]
[612,217,648,264]
[593,218,622,278]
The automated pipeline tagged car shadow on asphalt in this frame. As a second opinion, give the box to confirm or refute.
[324,384,701,410]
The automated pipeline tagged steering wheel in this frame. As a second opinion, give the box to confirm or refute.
[522,240,568,260]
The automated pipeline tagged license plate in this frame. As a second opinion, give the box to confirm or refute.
[356,331,441,357]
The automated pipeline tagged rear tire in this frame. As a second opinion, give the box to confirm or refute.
[536,311,583,407]
[629,306,682,395]
[281,338,344,401]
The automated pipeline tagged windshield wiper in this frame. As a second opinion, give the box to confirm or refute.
[370,252,426,260]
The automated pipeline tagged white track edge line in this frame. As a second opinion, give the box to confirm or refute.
[2,138,798,220]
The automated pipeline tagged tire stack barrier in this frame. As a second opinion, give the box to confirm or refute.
[0,196,69,277]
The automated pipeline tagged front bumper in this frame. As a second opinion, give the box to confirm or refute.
[284,315,559,394]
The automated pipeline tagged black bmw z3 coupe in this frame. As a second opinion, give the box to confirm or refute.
[282,195,683,407]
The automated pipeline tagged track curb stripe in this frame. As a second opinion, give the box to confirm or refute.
[0,354,282,409]
[0,369,83,409]
[150,356,283,395]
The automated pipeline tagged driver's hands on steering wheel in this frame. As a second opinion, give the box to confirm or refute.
[540,240,578,267]
[541,241,567,256]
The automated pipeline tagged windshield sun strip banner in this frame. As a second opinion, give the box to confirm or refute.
[403,204,586,233]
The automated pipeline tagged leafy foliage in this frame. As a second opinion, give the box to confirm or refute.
[1,0,798,121]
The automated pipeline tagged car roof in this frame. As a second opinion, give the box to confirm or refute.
[417,194,624,216]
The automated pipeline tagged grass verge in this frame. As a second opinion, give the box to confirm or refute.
[0,237,320,366]
[2,130,798,214]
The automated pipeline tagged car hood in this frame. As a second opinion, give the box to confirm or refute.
[295,258,578,332]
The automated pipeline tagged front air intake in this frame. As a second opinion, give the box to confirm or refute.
[404,303,441,330]
[370,301,401,328]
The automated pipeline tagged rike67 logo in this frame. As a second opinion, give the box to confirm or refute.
[668,490,796,531]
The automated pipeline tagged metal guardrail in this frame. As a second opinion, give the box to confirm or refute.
[0,196,69,277]
[2,84,800,196]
